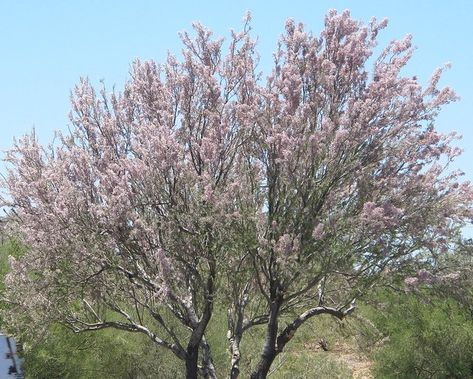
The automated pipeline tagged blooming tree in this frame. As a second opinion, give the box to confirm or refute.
[2,10,472,379]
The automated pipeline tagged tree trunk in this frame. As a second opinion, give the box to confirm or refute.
[250,354,276,379]
[228,281,252,379]
[229,335,242,379]
[185,345,199,379]
[201,336,217,379]
[250,285,282,379]
[186,256,217,379]
[228,305,244,379]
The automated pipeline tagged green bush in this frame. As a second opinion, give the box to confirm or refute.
[368,290,473,379]
[20,325,184,379]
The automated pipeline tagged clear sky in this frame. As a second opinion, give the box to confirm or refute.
[1,1,472,231]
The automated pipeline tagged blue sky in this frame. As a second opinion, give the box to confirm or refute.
[1,1,472,231]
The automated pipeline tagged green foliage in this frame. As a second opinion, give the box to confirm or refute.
[21,325,184,379]
[368,290,473,379]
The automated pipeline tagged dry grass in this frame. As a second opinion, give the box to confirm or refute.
[300,339,374,379]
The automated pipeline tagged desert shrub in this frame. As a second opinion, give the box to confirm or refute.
[369,290,473,378]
